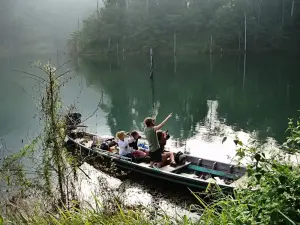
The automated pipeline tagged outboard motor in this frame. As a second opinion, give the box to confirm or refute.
[175,151,187,165]
[66,113,82,131]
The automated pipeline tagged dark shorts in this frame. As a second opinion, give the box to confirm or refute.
[149,149,163,162]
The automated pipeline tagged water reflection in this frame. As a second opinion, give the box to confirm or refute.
[79,53,300,162]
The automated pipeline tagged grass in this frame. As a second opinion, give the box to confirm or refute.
[1,198,200,225]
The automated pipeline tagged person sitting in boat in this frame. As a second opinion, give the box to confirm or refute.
[144,114,176,168]
[116,131,147,158]
[128,130,141,150]
[157,129,170,151]
[129,131,149,155]
[156,129,176,166]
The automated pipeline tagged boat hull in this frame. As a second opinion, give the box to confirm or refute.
[66,134,245,193]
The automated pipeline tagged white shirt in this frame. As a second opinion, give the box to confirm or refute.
[118,137,134,156]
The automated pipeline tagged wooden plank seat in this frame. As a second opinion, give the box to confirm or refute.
[188,164,236,179]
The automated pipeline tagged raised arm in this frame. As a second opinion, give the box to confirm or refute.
[154,113,172,131]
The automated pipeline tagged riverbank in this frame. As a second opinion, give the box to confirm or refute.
[2,117,300,224]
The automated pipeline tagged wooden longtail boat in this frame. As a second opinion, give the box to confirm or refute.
[66,128,246,192]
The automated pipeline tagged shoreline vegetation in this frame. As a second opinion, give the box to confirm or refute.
[0,61,300,224]
[69,0,300,57]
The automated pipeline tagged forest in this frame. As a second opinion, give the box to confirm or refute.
[70,0,300,54]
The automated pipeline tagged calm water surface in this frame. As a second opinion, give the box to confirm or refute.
[1,53,300,161]
[78,53,300,162]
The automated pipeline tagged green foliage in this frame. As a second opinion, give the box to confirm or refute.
[0,61,78,210]
[71,0,300,54]
[205,123,300,224]
[283,117,300,154]
[0,137,39,196]
[0,198,199,225]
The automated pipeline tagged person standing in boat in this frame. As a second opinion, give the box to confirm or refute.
[116,131,146,158]
[144,114,176,168]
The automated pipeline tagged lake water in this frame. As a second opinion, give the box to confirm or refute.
[1,53,300,162]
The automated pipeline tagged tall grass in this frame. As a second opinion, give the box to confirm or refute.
[1,198,200,225]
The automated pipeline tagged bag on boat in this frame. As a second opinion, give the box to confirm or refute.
[100,140,117,151]
[175,151,187,165]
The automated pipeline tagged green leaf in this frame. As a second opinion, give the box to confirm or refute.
[255,173,262,182]
[279,175,287,184]
[0,215,4,225]
[233,139,243,146]
[222,137,227,144]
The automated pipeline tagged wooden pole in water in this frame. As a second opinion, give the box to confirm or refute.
[149,48,155,110]
[282,0,285,27]
[108,37,111,53]
[243,53,246,88]
[123,36,125,60]
[173,29,176,55]
[117,42,120,67]
[150,48,154,79]
[238,32,241,52]
[97,0,100,20]
[210,36,213,54]
[174,55,177,74]
[291,0,295,16]
[244,12,247,53]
